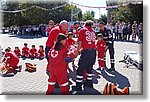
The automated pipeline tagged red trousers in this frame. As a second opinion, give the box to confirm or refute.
[46,64,69,95]
[98,53,105,68]
[6,58,19,73]
[6,58,19,68]
[22,52,29,57]
[38,53,44,58]
[15,52,21,57]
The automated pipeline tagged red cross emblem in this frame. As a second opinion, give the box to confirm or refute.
[51,49,58,58]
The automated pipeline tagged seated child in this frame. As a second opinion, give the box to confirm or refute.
[22,43,29,58]
[29,45,38,58]
[96,34,108,70]
[38,45,45,59]
[2,48,19,76]
[14,47,21,57]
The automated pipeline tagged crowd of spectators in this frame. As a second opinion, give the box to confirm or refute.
[1,20,143,43]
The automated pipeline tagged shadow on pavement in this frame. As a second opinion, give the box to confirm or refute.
[8,34,43,39]
[67,67,102,95]
[100,68,131,89]
[67,67,101,85]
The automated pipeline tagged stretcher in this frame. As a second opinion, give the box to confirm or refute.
[119,51,143,71]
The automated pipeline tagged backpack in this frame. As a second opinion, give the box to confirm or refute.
[103,83,129,95]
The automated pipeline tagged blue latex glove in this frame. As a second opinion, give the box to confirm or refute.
[65,57,73,63]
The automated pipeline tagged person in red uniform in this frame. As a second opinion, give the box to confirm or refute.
[45,20,69,80]
[46,20,55,36]
[29,45,38,58]
[66,32,75,48]
[2,48,19,76]
[45,20,68,62]
[96,34,108,70]
[72,22,80,38]
[14,47,21,57]
[38,45,45,59]
[72,20,96,93]
[22,43,29,58]
[46,34,69,95]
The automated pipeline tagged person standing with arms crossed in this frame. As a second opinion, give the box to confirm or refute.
[99,22,115,71]
[72,20,96,94]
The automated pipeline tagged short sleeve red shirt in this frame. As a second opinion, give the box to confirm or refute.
[78,26,96,49]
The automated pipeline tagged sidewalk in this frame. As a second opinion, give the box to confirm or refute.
[0,34,143,95]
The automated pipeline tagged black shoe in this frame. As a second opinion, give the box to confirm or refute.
[83,81,93,89]
[55,82,60,88]
[72,86,82,91]
[18,65,22,72]
[108,67,115,72]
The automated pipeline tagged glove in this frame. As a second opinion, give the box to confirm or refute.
[65,57,73,63]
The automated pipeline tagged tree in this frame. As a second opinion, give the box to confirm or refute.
[98,14,107,24]
[82,10,95,21]
[106,1,143,24]
[128,3,143,23]
[113,6,132,23]
[1,1,82,26]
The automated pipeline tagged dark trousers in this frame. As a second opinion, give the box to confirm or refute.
[106,42,115,68]
[45,46,51,78]
[76,49,96,88]
[115,32,118,40]
[45,46,51,62]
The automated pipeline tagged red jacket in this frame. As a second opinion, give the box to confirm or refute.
[78,26,96,49]
[46,26,55,33]
[48,45,68,67]
[38,49,44,54]
[66,38,75,47]
[72,27,79,36]
[14,49,21,56]
[46,26,67,48]
[2,52,19,67]
[96,40,107,56]
[22,47,29,54]
[30,48,37,54]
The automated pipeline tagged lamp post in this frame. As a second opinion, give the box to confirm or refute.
[71,0,73,22]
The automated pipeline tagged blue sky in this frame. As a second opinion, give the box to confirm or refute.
[69,0,107,19]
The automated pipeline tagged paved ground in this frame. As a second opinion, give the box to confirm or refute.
[0,34,143,95]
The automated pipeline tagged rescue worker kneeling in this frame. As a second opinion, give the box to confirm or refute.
[46,34,69,95]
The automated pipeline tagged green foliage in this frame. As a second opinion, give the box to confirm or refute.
[111,3,143,23]
[98,14,107,24]
[82,10,95,21]
[2,1,82,27]
[113,6,132,22]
